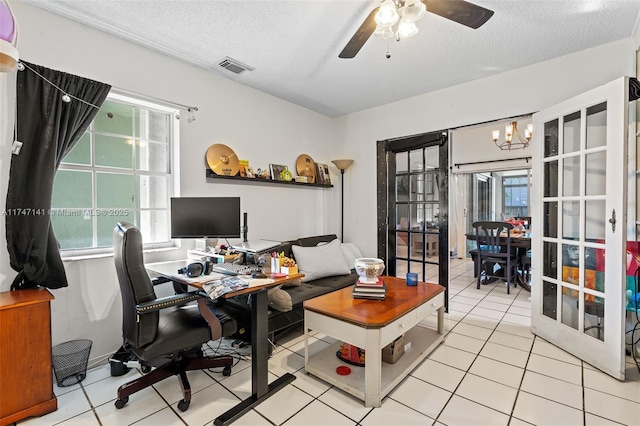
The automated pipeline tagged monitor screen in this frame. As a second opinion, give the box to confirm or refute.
[170,197,241,238]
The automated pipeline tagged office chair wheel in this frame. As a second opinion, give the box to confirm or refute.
[223,365,232,377]
[177,399,190,412]
[115,397,128,409]
[141,365,152,373]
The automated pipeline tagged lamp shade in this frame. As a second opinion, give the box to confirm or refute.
[0,0,18,72]
[331,159,354,171]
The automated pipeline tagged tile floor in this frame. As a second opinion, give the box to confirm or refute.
[20,259,640,426]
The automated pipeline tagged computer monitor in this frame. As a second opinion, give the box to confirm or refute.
[170,197,241,239]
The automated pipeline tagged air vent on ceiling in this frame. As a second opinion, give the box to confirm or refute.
[217,57,254,75]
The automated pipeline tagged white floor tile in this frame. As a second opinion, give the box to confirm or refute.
[438,395,510,426]
[479,342,529,368]
[470,306,506,321]
[360,397,434,425]
[389,375,452,419]
[501,313,531,326]
[531,338,582,365]
[584,412,626,426]
[129,406,184,425]
[526,353,582,386]
[451,321,494,341]
[583,365,640,403]
[429,344,477,371]
[284,400,356,426]
[455,373,518,414]
[444,332,486,354]
[477,300,511,312]
[152,368,217,405]
[520,370,583,409]
[94,386,171,426]
[410,358,466,392]
[507,305,531,317]
[82,368,141,407]
[317,386,373,422]
[488,330,534,352]
[584,387,640,425]
[292,369,332,397]
[468,355,525,389]
[494,321,534,339]
[254,381,314,425]
[20,389,92,426]
[460,313,500,330]
[450,295,481,307]
[512,391,583,426]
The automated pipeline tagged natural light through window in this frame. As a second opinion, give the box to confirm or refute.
[51,93,178,254]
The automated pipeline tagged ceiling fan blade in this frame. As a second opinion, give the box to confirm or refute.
[339,7,379,59]
[423,0,494,29]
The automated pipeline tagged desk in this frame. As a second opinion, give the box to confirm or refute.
[146,260,303,425]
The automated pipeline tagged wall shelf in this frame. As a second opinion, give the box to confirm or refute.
[205,169,333,188]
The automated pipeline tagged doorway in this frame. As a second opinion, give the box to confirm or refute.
[377,131,449,308]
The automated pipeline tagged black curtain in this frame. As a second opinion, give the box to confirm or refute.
[6,61,111,290]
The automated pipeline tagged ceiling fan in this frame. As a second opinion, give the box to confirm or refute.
[339,0,494,59]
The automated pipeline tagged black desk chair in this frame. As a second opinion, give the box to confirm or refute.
[113,222,235,412]
[472,221,520,294]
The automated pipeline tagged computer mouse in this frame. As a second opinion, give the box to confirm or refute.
[251,271,267,278]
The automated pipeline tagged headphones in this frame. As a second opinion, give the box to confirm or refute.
[178,260,213,278]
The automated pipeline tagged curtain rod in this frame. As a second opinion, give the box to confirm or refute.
[453,156,531,169]
[109,88,198,112]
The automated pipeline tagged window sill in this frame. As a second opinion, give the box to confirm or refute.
[61,245,181,262]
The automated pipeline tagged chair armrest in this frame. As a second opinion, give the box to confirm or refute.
[135,291,207,314]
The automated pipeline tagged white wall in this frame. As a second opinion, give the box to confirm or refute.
[335,38,636,261]
[1,1,637,367]
[0,1,339,365]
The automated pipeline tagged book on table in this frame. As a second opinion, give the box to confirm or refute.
[352,283,387,300]
[356,276,385,287]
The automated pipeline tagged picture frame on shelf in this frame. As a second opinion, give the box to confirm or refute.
[315,163,331,185]
[269,164,288,181]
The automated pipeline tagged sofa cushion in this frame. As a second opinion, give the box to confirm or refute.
[341,243,364,269]
[292,238,351,282]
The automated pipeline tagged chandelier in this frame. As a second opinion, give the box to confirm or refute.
[373,0,426,42]
[493,121,533,151]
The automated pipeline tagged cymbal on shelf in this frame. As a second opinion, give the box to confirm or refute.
[296,154,316,183]
[206,143,239,176]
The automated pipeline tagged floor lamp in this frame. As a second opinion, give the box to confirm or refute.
[331,159,354,241]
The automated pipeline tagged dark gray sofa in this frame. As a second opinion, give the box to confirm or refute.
[220,234,358,341]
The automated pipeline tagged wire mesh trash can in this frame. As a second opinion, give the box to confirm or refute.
[51,339,92,387]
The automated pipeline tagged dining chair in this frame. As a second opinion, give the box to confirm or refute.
[472,221,520,294]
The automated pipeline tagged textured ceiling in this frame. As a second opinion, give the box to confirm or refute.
[24,0,640,117]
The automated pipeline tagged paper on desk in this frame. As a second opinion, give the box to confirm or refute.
[246,278,275,287]
[202,276,250,299]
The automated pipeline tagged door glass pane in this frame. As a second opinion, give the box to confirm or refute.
[543,201,558,238]
[409,150,423,172]
[584,293,605,341]
[544,161,558,197]
[61,133,91,165]
[95,134,133,168]
[93,100,134,135]
[96,173,134,208]
[544,119,559,157]
[543,241,557,278]
[584,246,604,292]
[585,200,605,243]
[563,111,581,153]
[561,287,579,330]
[396,152,408,172]
[585,151,606,196]
[562,243,580,285]
[586,102,607,149]
[543,280,557,319]
[562,156,580,196]
[562,201,580,240]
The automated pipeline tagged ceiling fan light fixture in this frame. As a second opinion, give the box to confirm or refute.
[373,24,394,39]
[375,0,399,26]
[397,21,419,39]
[402,0,426,23]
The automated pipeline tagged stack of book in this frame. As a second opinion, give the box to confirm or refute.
[352,277,387,300]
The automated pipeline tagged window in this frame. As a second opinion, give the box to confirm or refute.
[502,173,530,218]
[51,93,178,254]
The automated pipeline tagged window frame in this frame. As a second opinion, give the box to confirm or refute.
[54,91,181,258]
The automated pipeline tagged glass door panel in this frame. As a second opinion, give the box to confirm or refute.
[532,77,627,380]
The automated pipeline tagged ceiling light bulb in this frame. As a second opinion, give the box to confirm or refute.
[505,124,513,142]
[397,21,419,39]
[373,24,394,39]
[402,0,426,23]
[375,0,399,27]
[492,130,500,142]
[525,123,533,140]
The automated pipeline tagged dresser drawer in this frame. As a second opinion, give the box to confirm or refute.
[380,292,444,346]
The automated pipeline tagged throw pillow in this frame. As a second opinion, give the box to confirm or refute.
[292,238,351,282]
[267,285,292,312]
[341,242,364,270]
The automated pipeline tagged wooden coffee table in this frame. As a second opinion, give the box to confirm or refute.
[303,276,445,407]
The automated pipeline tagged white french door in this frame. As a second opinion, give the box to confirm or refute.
[531,77,629,380]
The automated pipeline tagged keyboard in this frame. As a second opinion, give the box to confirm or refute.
[211,262,261,276]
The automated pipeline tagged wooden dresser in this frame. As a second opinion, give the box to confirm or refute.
[0,288,57,425]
